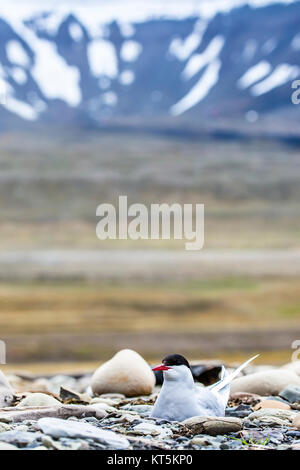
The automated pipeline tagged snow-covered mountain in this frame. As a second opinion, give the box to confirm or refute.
[0,0,300,134]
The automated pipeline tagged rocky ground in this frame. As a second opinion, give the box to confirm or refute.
[1,352,300,451]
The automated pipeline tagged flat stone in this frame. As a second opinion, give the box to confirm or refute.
[122,404,153,415]
[279,385,300,403]
[38,417,130,449]
[129,422,172,438]
[0,442,18,450]
[247,408,298,426]
[0,431,42,446]
[253,400,291,411]
[182,416,242,436]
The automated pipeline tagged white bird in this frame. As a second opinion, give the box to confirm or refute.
[0,370,14,408]
[150,353,259,422]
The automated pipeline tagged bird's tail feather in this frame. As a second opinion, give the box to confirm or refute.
[208,354,259,393]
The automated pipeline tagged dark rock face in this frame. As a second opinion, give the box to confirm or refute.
[0,1,300,134]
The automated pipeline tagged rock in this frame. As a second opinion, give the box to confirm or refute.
[90,397,118,406]
[0,404,107,423]
[230,369,300,396]
[122,404,153,416]
[99,393,125,399]
[247,408,298,426]
[279,385,300,403]
[292,414,300,429]
[48,375,78,395]
[230,392,262,401]
[128,422,172,438]
[0,431,42,446]
[0,442,18,450]
[182,416,242,436]
[0,423,11,433]
[89,402,119,414]
[190,436,215,446]
[225,404,252,418]
[91,349,155,397]
[38,417,130,449]
[253,400,291,411]
[0,370,14,407]
[16,393,61,408]
[59,387,91,404]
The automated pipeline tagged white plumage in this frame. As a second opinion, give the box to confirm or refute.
[151,355,259,422]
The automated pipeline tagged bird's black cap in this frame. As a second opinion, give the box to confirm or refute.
[162,353,191,369]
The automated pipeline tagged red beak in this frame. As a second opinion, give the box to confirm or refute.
[152,364,171,371]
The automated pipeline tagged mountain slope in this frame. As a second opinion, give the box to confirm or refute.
[0,0,299,135]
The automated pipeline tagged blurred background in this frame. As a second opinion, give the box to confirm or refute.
[0,0,300,372]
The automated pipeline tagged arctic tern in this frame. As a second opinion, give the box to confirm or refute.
[151,353,259,422]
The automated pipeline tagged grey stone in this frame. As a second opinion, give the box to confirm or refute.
[247,408,298,426]
[279,385,300,403]
[0,431,42,446]
[182,416,242,436]
[38,417,130,449]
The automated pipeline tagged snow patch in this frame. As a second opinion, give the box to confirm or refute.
[69,22,84,42]
[88,39,118,78]
[9,67,27,85]
[120,40,142,62]
[262,38,277,54]
[119,70,135,85]
[170,59,221,116]
[6,40,30,67]
[291,34,300,51]
[182,35,225,80]
[0,79,38,120]
[119,22,135,38]
[251,63,300,95]
[103,91,117,106]
[169,20,206,61]
[30,38,81,106]
[237,61,271,89]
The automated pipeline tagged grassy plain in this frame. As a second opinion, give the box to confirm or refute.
[0,132,299,365]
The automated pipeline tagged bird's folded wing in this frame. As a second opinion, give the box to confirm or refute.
[208,354,259,393]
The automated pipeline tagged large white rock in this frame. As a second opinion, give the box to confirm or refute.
[230,369,300,396]
[0,370,14,408]
[91,349,155,397]
[38,417,130,449]
[16,393,61,408]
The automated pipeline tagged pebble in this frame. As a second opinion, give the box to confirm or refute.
[0,423,11,433]
[17,393,61,408]
[247,408,298,426]
[182,416,242,436]
[129,422,172,438]
[253,400,291,411]
[38,417,130,449]
[292,414,300,429]
[279,385,300,403]
[0,442,19,450]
